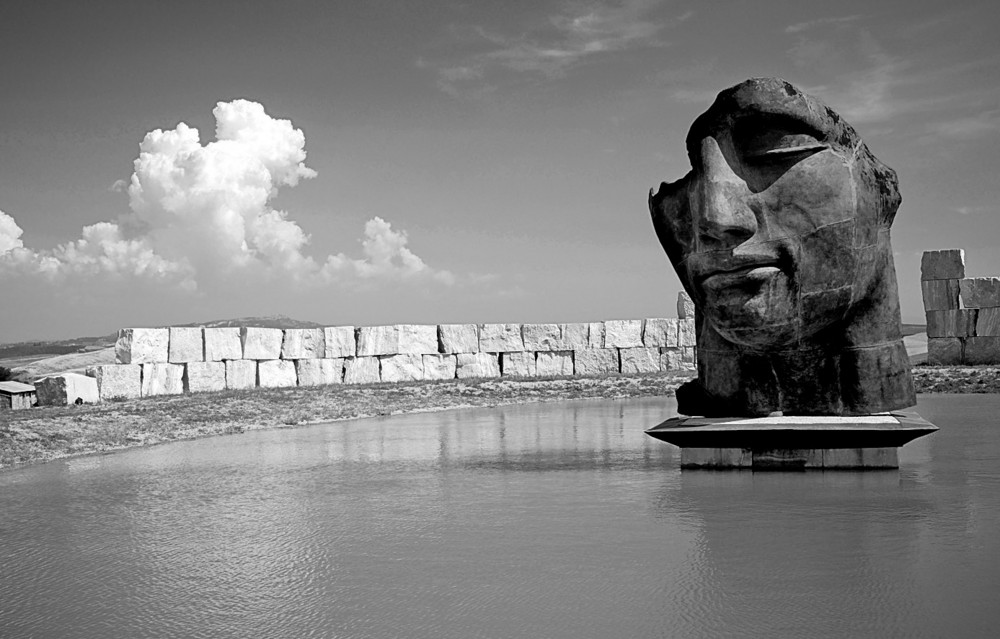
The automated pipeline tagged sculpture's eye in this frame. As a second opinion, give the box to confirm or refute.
[743,135,828,164]
[733,116,828,167]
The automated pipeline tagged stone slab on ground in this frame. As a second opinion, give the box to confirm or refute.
[185,361,226,393]
[380,354,424,382]
[926,309,978,338]
[168,327,204,363]
[479,324,524,352]
[115,328,169,364]
[204,328,243,361]
[921,249,965,280]
[522,324,562,351]
[344,357,380,384]
[535,351,573,376]
[357,325,399,356]
[643,318,679,348]
[922,279,961,311]
[87,364,142,400]
[964,336,1000,365]
[423,354,457,380]
[296,358,342,386]
[281,328,325,359]
[226,360,258,390]
[324,326,357,358]
[561,323,590,350]
[456,352,500,378]
[398,325,439,355]
[34,372,100,406]
[141,363,185,396]
[241,327,284,360]
[588,322,605,348]
[976,307,1000,336]
[439,324,479,353]
[619,347,660,374]
[927,337,963,365]
[604,320,643,348]
[574,349,618,375]
[257,360,298,388]
[501,351,536,377]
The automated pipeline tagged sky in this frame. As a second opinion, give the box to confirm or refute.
[2,0,999,342]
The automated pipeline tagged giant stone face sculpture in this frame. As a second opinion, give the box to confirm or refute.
[649,78,916,417]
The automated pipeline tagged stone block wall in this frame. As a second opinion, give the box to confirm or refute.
[922,249,1000,365]
[85,296,697,401]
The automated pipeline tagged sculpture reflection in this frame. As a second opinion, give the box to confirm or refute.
[649,78,916,416]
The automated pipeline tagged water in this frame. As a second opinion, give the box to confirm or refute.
[2,395,999,638]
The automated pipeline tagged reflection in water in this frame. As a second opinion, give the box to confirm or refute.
[2,395,999,638]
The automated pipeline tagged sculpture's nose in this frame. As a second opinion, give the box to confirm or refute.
[695,137,756,249]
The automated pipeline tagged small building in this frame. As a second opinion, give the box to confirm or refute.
[0,380,37,411]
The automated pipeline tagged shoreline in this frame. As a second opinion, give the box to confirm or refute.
[2,367,997,471]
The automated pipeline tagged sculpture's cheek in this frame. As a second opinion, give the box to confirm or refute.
[755,152,856,241]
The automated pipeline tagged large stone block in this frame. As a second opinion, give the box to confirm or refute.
[604,320,643,348]
[479,324,524,352]
[960,278,1000,309]
[87,364,142,400]
[522,323,562,351]
[185,361,227,393]
[677,291,695,319]
[921,279,960,311]
[535,351,574,376]
[141,363,185,396]
[281,328,325,360]
[926,309,978,338]
[380,354,424,382]
[204,327,243,361]
[678,319,697,347]
[423,354,457,380]
[34,373,99,406]
[620,347,660,374]
[398,325,439,355]
[324,326,357,358]
[588,322,605,348]
[574,349,618,375]
[964,336,1000,365]
[921,249,965,280]
[439,324,479,353]
[681,347,696,370]
[501,351,536,377]
[456,352,500,379]
[357,325,399,356]
[643,318,679,348]
[296,358,342,386]
[168,327,204,363]
[926,338,963,365]
[976,307,1000,337]
[561,323,590,350]
[226,360,258,389]
[659,348,683,371]
[115,328,169,364]
[344,357,381,384]
[257,360,298,388]
[241,327,284,360]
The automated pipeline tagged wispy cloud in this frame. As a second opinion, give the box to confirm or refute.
[785,15,861,34]
[927,109,1000,140]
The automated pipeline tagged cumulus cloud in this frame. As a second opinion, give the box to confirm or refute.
[0,99,453,292]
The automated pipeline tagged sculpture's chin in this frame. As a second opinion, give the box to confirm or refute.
[698,269,800,349]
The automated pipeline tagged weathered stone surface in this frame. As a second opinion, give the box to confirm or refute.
[522,324,562,351]
[921,279,960,311]
[34,373,99,406]
[960,278,1000,309]
[643,318,679,348]
[535,351,574,376]
[380,354,424,382]
[257,360,297,388]
[296,358,342,386]
[397,325,439,355]
[926,309,978,338]
[204,327,243,361]
[976,307,1000,337]
[574,349,618,375]
[344,357,380,384]
[423,354,457,380]
[921,249,965,280]
[677,291,696,319]
[115,328,169,364]
[479,324,524,352]
[561,323,590,350]
[281,328,325,360]
[439,324,478,353]
[926,337,963,366]
[141,363,185,396]
[226,360,258,389]
[659,348,683,371]
[168,327,204,363]
[964,336,1000,365]
[324,326,357,358]
[241,327,284,360]
[87,364,142,400]
[678,319,697,348]
[185,361,226,393]
[588,322,605,348]
[604,320,643,348]
[456,352,500,379]
[680,347,696,370]
[357,325,399,356]
[501,351,536,377]
[619,347,660,374]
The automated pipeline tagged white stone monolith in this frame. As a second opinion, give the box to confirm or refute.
[479,324,524,352]
[185,361,227,393]
[204,327,243,361]
[456,352,500,379]
[501,351,536,377]
[619,347,660,374]
[344,357,381,384]
[677,291,696,319]
[226,360,258,390]
[643,318,679,348]
[561,323,590,350]
[678,319,696,347]
[535,351,573,376]
[380,354,424,382]
[34,373,100,406]
[357,325,399,356]
[439,324,479,353]
[141,363,185,396]
[574,349,619,375]
[87,364,142,400]
[522,324,562,351]
[168,327,204,363]
[423,354,458,380]
[659,348,683,371]
[398,325,439,355]
[324,326,357,358]
[115,328,169,364]
[604,320,643,348]
[588,322,605,348]
[241,327,284,360]
[257,360,298,388]
[281,328,325,360]
[296,358,342,386]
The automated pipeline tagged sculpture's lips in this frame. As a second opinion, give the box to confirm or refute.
[695,259,783,289]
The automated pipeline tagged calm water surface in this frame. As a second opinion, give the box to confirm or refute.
[2,395,999,638]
